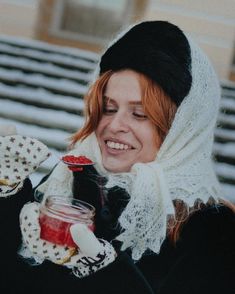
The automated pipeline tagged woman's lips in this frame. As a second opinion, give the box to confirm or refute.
[104,139,135,155]
[106,140,129,150]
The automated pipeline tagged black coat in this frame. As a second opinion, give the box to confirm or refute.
[1,170,235,294]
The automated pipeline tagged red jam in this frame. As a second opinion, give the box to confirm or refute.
[39,197,95,248]
[62,155,93,165]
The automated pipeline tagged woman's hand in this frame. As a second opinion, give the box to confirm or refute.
[0,135,50,196]
[20,202,116,277]
[20,202,78,264]
[68,223,117,278]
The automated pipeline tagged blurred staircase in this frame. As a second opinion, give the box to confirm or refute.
[0,35,98,184]
[214,80,235,201]
[0,35,234,202]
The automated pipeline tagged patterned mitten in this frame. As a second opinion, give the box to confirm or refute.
[20,202,77,264]
[0,135,50,197]
[20,203,116,275]
[68,223,116,278]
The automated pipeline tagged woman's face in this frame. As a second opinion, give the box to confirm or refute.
[95,70,160,173]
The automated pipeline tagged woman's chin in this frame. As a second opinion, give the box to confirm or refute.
[102,158,131,173]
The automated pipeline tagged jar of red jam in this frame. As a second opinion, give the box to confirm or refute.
[39,196,95,248]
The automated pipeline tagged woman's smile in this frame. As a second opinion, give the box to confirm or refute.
[102,138,136,159]
[106,140,133,151]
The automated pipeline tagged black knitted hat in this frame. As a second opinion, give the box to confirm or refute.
[100,21,192,106]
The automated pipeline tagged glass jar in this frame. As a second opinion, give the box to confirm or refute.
[39,196,95,248]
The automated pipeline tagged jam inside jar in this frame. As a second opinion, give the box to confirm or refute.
[39,196,95,248]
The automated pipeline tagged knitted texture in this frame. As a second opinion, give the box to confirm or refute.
[36,36,222,260]
[19,202,77,265]
[19,202,116,277]
[0,135,50,197]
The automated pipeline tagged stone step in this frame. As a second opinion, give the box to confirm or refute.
[213,142,235,159]
[215,128,235,143]
[217,113,235,127]
[0,68,88,97]
[214,162,235,185]
[220,97,235,113]
[0,54,92,84]
[0,42,97,72]
[221,89,235,99]
[0,35,99,62]
[213,141,235,167]
[0,82,84,114]
[0,99,84,132]
[220,183,235,202]
[221,79,235,91]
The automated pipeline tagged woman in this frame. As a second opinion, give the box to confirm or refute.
[0,21,235,293]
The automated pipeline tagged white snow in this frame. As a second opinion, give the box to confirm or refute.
[220,183,235,202]
[220,97,235,112]
[0,54,93,82]
[215,128,235,141]
[218,113,235,127]
[222,89,235,99]
[0,68,88,96]
[213,142,235,157]
[214,162,235,180]
[0,35,99,61]
[0,43,96,71]
[0,83,85,112]
[221,79,235,89]
[0,99,84,131]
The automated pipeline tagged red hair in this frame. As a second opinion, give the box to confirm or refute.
[70,71,112,145]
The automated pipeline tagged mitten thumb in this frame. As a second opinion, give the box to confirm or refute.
[70,223,102,257]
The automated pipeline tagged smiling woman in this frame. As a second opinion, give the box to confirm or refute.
[1,20,235,294]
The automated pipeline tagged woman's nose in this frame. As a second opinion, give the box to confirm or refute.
[108,112,130,133]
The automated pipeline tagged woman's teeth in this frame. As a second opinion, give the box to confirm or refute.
[106,141,129,150]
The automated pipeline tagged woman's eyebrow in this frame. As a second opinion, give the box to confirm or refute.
[104,96,142,105]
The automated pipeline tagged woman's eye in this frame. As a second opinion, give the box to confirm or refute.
[103,107,117,114]
[133,112,148,119]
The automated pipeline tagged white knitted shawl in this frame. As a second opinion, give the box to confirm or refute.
[36,36,222,261]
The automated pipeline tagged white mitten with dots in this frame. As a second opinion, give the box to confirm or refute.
[20,203,117,277]
[0,135,50,197]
